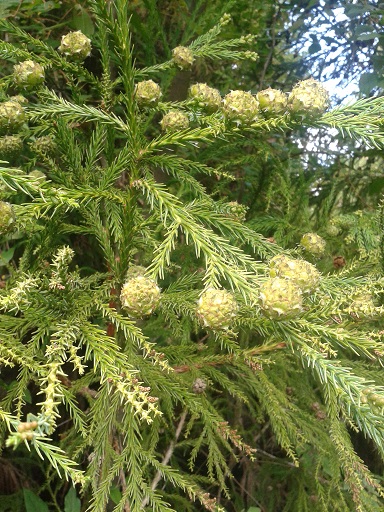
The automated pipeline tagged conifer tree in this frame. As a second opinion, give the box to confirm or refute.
[0,1,384,511]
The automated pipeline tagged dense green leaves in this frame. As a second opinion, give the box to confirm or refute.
[0,1,383,512]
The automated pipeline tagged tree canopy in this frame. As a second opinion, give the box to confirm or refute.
[0,1,384,512]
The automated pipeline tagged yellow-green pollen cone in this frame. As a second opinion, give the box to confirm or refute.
[135,80,162,107]
[196,288,238,330]
[269,254,320,293]
[13,60,45,88]
[172,46,194,69]
[257,88,287,116]
[260,277,302,318]
[160,110,189,132]
[120,275,161,317]
[58,30,92,60]
[288,78,329,118]
[300,232,326,257]
[188,83,221,113]
[222,90,259,126]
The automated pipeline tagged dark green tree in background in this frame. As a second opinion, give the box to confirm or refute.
[0,1,384,511]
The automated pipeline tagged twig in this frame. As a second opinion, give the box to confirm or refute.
[259,6,281,89]
[173,342,286,373]
[141,409,188,508]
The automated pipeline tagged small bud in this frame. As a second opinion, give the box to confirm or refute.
[172,46,194,70]
[20,431,34,441]
[222,90,259,126]
[58,30,92,60]
[300,233,326,257]
[135,80,162,107]
[333,256,346,269]
[13,60,45,88]
[219,13,232,25]
[17,422,27,433]
[160,110,189,132]
[224,201,248,222]
[188,83,221,113]
[241,50,258,61]
[240,34,256,44]
[325,223,340,237]
[316,410,327,420]
[192,378,207,394]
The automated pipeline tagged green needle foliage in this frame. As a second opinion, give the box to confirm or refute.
[0,1,384,511]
